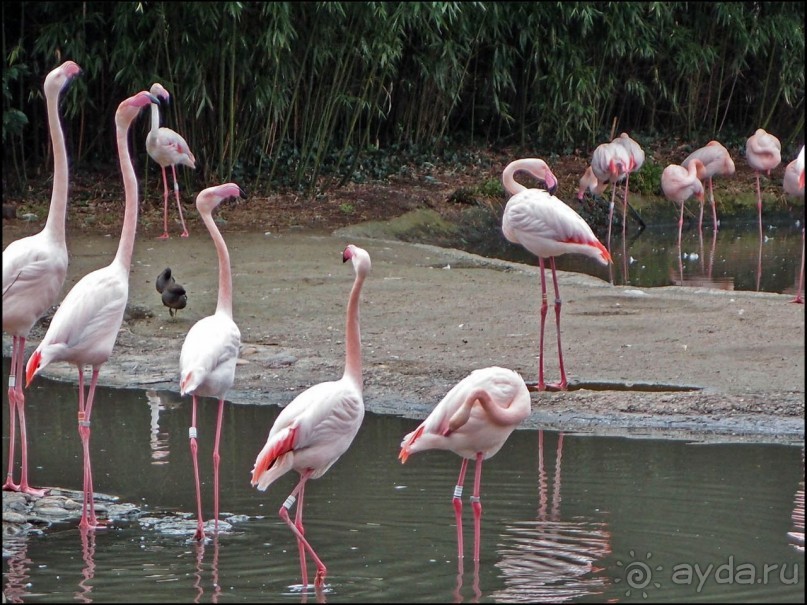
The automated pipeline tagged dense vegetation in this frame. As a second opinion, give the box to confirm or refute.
[3,2,804,196]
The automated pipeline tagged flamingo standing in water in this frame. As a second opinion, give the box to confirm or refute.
[661,160,705,283]
[783,145,805,304]
[501,159,612,391]
[25,90,158,529]
[399,366,531,562]
[682,141,736,231]
[251,244,371,589]
[611,132,645,240]
[2,60,81,496]
[146,82,195,239]
[179,183,246,541]
[746,128,782,239]
[590,141,630,252]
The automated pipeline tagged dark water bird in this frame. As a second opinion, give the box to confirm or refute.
[156,267,187,317]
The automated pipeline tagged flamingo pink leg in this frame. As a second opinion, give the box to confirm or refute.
[546,258,568,391]
[622,173,631,242]
[452,458,469,560]
[709,178,719,230]
[158,166,172,240]
[537,258,549,391]
[278,469,327,589]
[78,367,103,530]
[212,398,225,534]
[755,173,764,241]
[189,395,206,541]
[295,484,308,587]
[793,228,805,304]
[171,165,189,238]
[470,452,484,562]
[606,185,617,253]
[4,336,46,496]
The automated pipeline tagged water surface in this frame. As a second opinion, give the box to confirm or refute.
[2,368,804,602]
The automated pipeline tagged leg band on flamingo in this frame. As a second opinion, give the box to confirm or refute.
[283,495,297,510]
[189,427,197,439]
[453,485,463,498]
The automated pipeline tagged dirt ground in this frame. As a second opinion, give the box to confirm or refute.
[2,146,805,445]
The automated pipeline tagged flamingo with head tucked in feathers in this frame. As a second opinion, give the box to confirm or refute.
[25,90,158,530]
[682,140,736,231]
[501,158,612,392]
[746,128,782,239]
[2,60,81,497]
[591,141,631,252]
[783,145,805,304]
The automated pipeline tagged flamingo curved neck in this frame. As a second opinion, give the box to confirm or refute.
[42,83,69,244]
[502,159,547,197]
[113,115,139,270]
[343,271,365,386]
[150,102,161,135]
[201,212,233,317]
[469,387,526,427]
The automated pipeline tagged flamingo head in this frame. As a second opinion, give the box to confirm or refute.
[342,244,372,276]
[195,183,246,215]
[25,350,44,387]
[44,60,82,96]
[149,82,171,103]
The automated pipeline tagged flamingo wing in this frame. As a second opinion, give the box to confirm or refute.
[251,378,364,490]
[179,313,240,396]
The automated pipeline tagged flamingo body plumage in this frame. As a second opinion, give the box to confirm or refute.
[25,90,157,529]
[399,366,531,562]
[146,83,196,239]
[251,244,371,590]
[2,60,81,496]
[591,141,631,249]
[178,183,245,541]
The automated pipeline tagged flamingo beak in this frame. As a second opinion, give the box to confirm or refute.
[398,447,410,464]
[25,351,41,388]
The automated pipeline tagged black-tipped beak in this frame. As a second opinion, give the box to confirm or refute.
[547,182,558,196]
[147,93,161,105]
[238,186,247,199]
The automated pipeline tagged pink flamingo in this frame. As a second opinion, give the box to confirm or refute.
[179,182,246,541]
[251,244,371,589]
[746,128,782,239]
[25,90,158,529]
[661,160,705,283]
[783,145,805,304]
[399,366,531,562]
[146,82,195,239]
[2,60,81,496]
[576,165,608,201]
[611,132,645,240]
[682,141,736,231]
[590,141,630,252]
[502,159,612,391]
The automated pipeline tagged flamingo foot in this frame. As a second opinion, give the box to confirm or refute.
[157,232,170,240]
[525,381,547,393]
[544,379,569,392]
[79,517,108,531]
[2,478,21,492]
[314,568,327,589]
[180,230,189,238]
[193,524,206,542]
[20,484,50,498]
[791,295,804,304]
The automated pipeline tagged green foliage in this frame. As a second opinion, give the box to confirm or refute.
[630,159,664,196]
[2,2,804,195]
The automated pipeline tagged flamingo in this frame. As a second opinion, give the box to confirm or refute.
[2,60,81,497]
[661,160,705,284]
[746,128,782,239]
[179,182,246,541]
[783,145,805,304]
[146,82,196,239]
[25,90,158,529]
[682,140,736,230]
[590,141,631,252]
[611,132,645,240]
[156,267,188,317]
[501,158,612,392]
[251,244,371,589]
[576,165,608,202]
[399,366,531,562]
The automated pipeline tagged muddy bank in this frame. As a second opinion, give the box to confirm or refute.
[3,220,803,445]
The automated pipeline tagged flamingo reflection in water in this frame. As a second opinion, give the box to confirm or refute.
[788,447,804,553]
[3,538,32,603]
[193,535,222,604]
[490,431,612,603]
[75,527,96,603]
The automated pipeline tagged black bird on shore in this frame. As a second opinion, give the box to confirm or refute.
[156,267,187,318]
